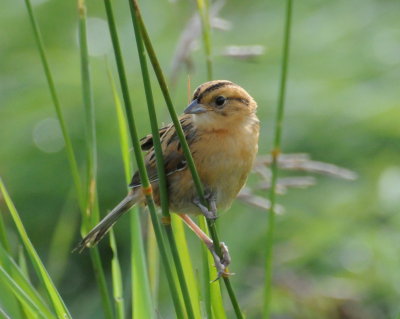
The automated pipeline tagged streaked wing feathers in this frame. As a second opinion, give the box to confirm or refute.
[129,114,195,188]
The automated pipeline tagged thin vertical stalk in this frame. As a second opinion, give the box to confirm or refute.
[23,0,84,211]
[194,2,215,315]
[24,1,113,315]
[263,0,293,318]
[130,2,243,317]
[195,0,213,80]
[78,0,98,224]
[102,0,185,317]
[108,67,154,318]
[78,2,114,318]
[128,3,198,318]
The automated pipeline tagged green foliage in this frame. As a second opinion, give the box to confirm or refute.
[0,0,399,318]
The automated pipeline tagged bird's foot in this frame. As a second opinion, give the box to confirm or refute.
[193,190,218,220]
[209,242,234,282]
[193,197,217,220]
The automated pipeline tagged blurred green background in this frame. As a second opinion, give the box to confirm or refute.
[1,0,400,318]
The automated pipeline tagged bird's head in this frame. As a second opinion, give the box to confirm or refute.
[184,80,258,130]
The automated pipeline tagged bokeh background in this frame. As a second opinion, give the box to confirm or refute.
[1,0,400,318]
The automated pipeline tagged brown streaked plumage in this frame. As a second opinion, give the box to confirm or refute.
[77,80,259,278]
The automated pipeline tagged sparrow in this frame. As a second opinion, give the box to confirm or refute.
[77,80,259,277]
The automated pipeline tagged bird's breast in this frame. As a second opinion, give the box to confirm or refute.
[192,123,259,210]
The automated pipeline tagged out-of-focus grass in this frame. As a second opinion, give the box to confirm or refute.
[1,0,400,318]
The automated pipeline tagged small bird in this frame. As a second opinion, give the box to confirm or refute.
[77,80,259,277]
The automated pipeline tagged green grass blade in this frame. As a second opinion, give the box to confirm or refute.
[107,68,132,182]
[195,0,213,80]
[197,218,226,319]
[130,211,155,319]
[128,3,198,318]
[0,210,10,252]
[146,215,159,305]
[131,2,243,317]
[109,231,125,319]
[0,246,56,319]
[108,66,155,319]
[193,2,216,312]
[263,0,293,318]
[47,193,78,285]
[17,247,36,319]
[103,0,186,316]
[23,0,84,212]
[0,215,27,319]
[0,178,71,319]
[0,267,46,319]
[78,2,115,317]
[78,0,98,226]
[171,215,202,318]
[198,218,212,319]
[0,306,12,319]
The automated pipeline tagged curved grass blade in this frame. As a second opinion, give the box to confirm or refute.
[0,246,56,319]
[0,178,71,319]
[0,215,28,319]
[0,267,46,319]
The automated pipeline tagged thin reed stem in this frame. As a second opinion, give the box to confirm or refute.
[23,0,84,212]
[130,2,243,317]
[23,1,115,317]
[102,0,185,317]
[128,3,198,318]
[263,0,293,318]
[194,2,216,315]
[78,2,115,317]
[108,66,154,319]
[195,0,213,80]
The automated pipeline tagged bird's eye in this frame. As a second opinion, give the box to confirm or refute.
[215,96,226,107]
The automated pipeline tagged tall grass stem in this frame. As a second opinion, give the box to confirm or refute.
[108,65,154,318]
[23,0,84,211]
[263,0,293,318]
[103,0,185,316]
[131,1,243,317]
[78,2,115,317]
[128,4,198,318]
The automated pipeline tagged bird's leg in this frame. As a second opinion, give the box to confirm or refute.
[192,189,217,220]
[179,214,232,280]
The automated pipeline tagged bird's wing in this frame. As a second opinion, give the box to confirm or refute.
[129,114,196,188]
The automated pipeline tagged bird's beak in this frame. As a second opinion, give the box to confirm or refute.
[184,100,207,114]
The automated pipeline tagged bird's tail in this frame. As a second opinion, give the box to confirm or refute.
[75,192,139,252]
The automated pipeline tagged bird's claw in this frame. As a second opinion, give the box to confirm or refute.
[210,242,234,282]
[193,194,217,220]
[193,189,218,220]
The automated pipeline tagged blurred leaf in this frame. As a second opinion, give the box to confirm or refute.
[0,178,71,319]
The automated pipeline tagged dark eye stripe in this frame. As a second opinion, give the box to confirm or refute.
[196,81,233,102]
[192,86,202,100]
